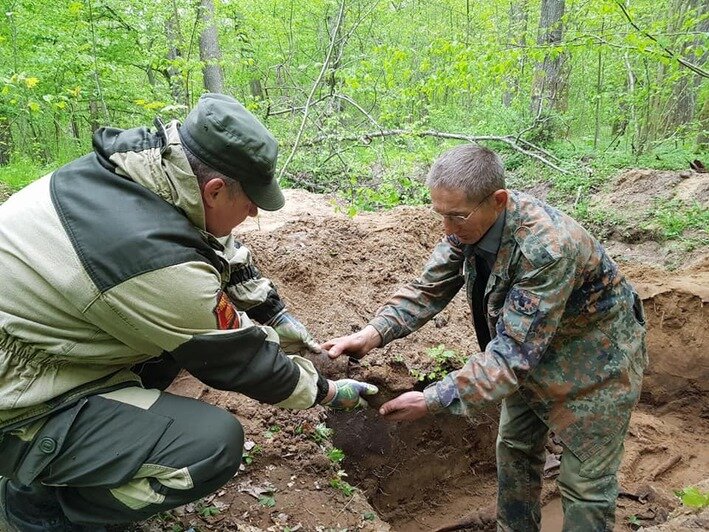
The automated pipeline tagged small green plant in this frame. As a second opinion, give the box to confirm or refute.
[674,486,709,510]
[327,447,345,464]
[264,425,281,439]
[312,422,333,443]
[242,444,261,465]
[410,344,467,382]
[258,494,276,507]
[363,511,377,521]
[198,504,221,518]
[330,470,355,496]
[627,514,640,527]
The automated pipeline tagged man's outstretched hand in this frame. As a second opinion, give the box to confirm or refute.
[321,325,382,360]
[379,391,428,421]
[321,379,379,411]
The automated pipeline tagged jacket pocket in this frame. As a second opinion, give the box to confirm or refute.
[502,287,541,344]
[15,394,173,488]
[14,399,88,486]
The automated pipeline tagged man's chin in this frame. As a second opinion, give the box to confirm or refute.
[454,234,479,245]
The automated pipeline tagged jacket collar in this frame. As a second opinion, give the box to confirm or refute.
[106,119,207,232]
[491,190,522,281]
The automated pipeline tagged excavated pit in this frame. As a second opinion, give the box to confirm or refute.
[322,274,709,531]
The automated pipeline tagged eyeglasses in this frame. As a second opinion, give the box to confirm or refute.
[432,192,495,226]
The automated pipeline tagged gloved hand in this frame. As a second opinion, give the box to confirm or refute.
[321,379,379,411]
[268,310,321,354]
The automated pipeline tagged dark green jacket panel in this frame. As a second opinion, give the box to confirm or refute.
[169,329,300,404]
[51,140,220,295]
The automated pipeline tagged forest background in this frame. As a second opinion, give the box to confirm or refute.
[0,0,707,238]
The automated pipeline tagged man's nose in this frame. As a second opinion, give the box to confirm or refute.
[442,218,456,234]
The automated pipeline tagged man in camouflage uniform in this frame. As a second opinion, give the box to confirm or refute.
[324,145,647,531]
[0,93,377,531]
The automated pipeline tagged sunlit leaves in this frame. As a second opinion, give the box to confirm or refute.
[68,2,83,16]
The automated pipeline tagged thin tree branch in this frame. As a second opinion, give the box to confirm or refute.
[86,0,110,123]
[614,0,708,78]
[332,93,383,131]
[277,0,346,181]
[300,129,570,174]
[266,95,330,116]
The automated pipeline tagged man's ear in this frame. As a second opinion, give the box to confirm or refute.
[201,178,227,208]
[493,189,508,211]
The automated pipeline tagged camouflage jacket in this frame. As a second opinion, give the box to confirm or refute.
[369,191,647,461]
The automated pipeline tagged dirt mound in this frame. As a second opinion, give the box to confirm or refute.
[156,188,708,532]
[608,169,709,210]
[590,169,708,269]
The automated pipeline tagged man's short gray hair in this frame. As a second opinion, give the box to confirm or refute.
[184,146,243,197]
[425,144,505,201]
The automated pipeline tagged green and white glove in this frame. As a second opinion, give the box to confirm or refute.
[267,310,321,354]
[322,379,379,411]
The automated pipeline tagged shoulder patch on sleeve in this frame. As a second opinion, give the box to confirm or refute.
[514,226,558,269]
[214,290,240,330]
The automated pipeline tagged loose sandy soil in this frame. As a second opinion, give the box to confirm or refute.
[5,169,706,531]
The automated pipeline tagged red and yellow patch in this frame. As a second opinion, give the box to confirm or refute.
[214,291,240,330]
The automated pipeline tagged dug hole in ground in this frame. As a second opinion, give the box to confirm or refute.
[141,169,707,532]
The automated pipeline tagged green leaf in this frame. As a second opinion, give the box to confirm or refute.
[677,487,709,509]
[258,495,276,508]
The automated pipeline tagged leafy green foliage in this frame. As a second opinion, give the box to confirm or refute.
[1,0,707,224]
[674,487,709,510]
[258,494,276,508]
[653,200,709,240]
[326,447,345,464]
[410,344,467,383]
[0,156,52,191]
[241,444,261,465]
[311,423,333,444]
[627,514,641,527]
[264,425,281,439]
[330,470,355,497]
[197,504,220,518]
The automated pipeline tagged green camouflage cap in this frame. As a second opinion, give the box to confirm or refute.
[179,93,284,211]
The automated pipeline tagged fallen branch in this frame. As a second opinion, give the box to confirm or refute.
[650,454,682,481]
[299,129,571,174]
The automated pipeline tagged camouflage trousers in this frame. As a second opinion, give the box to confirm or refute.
[496,391,629,532]
[0,387,243,528]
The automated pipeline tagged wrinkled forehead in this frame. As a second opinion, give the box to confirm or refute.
[430,186,477,213]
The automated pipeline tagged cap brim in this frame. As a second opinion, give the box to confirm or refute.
[242,178,285,211]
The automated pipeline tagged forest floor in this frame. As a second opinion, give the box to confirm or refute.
[141,168,707,532]
[4,169,707,531]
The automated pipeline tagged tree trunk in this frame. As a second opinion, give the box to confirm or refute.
[503,0,528,107]
[249,79,264,100]
[662,0,708,136]
[89,99,101,134]
[165,3,187,107]
[0,119,12,166]
[530,0,567,140]
[325,7,345,115]
[198,0,224,94]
